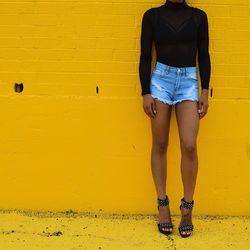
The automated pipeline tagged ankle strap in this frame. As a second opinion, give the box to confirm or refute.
[181,197,194,209]
[157,195,169,206]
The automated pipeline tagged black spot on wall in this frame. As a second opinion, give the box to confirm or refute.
[14,83,24,93]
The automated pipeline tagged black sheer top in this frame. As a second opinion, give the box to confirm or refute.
[139,0,211,96]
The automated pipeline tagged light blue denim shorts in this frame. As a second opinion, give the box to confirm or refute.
[150,61,199,105]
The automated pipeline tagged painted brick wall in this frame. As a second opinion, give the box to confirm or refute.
[0,1,249,215]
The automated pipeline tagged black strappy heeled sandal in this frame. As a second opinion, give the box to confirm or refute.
[157,195,173,235]
[178,197,194,238]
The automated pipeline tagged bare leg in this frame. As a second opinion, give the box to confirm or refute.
[175,100,200,236]
[150,99,172,233]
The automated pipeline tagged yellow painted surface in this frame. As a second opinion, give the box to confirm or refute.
[0,210,250,250]
[0,0,250,216]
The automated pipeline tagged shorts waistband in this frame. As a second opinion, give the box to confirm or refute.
[155,61,197,74]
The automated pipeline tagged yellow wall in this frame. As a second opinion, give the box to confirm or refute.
[0,0,249,216]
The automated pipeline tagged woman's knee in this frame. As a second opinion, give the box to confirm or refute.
[153,140,169,154]
[180,140,197,156]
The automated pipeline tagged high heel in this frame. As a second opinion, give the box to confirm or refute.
[178,197,194,238]
[157,195,173,235]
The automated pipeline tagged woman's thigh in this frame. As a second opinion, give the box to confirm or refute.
[150,99,172,150]
[175,100,199,150]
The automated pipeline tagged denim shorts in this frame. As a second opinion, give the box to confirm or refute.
[150,61,199,105]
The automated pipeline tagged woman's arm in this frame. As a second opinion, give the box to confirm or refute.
[197,10,211,91]
[139,9,154,96]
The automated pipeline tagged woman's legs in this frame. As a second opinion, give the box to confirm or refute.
[175,100,200,236]
[150,99,172,232]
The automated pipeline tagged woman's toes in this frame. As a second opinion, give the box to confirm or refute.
[182,229,192,236]
[161,227,172,232]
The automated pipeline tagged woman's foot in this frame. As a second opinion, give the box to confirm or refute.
[178,198,194,237]
[157,195,173,235]
[158,205,173,234]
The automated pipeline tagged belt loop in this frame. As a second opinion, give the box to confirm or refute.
[185,68,187,76]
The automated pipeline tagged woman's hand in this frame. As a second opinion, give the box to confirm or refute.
[198,89,209,119]
[143,94,157,119]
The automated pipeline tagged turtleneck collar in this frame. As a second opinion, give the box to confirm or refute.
[164,0,188,10]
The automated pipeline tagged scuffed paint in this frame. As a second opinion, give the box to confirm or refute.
[0,210,249,250]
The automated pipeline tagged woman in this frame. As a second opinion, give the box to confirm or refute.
[139,0,211,237]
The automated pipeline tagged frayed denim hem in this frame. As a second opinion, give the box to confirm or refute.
[151,95,173,106]
[172,99,199,105]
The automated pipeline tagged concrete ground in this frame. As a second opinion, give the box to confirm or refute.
[0,210,249,250]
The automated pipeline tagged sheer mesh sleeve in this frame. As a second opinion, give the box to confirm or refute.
[139,9,154,96]
[197,10,211,90]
